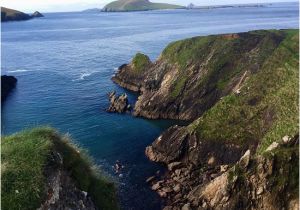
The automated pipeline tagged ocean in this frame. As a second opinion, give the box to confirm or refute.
[1,2,298,209]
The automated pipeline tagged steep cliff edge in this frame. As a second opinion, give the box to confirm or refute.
[1,127,119,210]
[113,29,299,209]
[113,30,291,121]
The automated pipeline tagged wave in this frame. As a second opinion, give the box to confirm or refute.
[72,72,93,81]
[7,69,30,73]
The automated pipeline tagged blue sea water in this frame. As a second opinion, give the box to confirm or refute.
[1,2,299,209]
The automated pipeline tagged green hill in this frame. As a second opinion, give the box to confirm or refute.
[1,127,119,210]
[103,0,184,12]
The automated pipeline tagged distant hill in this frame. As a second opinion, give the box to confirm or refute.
[1,7,44,22]
[82,8,102,13]
[103,0,185,12]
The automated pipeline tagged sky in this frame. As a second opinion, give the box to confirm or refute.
[1,0,296,13]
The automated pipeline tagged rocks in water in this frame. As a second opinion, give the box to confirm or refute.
[31,11,44,18]
[107,91,131,113]
[1,75,17,102]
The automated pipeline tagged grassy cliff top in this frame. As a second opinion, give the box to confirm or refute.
[186,29,299,154]
[1,127,119,210]
[103,0,184,12]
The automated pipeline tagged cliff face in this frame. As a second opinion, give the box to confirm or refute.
[103,0,184,12]
[113,30,289,121]
[1,75,17,102]
[113,29,299,209]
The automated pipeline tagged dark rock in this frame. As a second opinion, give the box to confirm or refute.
[1,75,17,102]
[31,11,44,18]
[107,91,131,113]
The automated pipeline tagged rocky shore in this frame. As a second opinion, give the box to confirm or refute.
[112,29,299,209]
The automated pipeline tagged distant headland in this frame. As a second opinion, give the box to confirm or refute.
[1,7,44,22]
[102,0,184,12]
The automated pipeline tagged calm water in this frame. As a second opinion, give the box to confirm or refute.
[1,2,298,209]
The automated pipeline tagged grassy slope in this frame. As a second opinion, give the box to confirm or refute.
[103,0,183,11]
[186,29,299,154]
[1,127,119,210]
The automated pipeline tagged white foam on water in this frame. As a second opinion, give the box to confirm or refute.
[7,69,30,73]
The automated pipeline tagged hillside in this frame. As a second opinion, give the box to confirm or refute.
[103,0,184,12]
[1,7,43,22]
[1,127,119,210]
[112,29,299,209]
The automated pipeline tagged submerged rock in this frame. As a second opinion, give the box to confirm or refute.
[107,91,131,113]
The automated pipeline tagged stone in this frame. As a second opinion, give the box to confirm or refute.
[146,176,156,183]
[239,149,251,169]
[157,190,167,197]
[161,186,173,193]
[207,156,215,165]
[220,165,229,172]
[257,186,264,195]
[168,162,182,171]
[107,91,131,113]
[282,135,291,144]
[266,142,279,152]
[173,184,181,193]
[181,203,191,210]
[151,182,161,191]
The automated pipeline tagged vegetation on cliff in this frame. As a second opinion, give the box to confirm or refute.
[113,29,299,209]
[103,0,184,12]
[1,127,119,210]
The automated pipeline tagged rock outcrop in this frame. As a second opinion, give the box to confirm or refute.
[31,11,44,18]
[107,91,131,113]
[1,75,17,102]
[113,29,299,210]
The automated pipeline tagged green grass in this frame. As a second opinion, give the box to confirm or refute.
[1,127,119,210]
[186,29,298,153]
[132,52,151,73]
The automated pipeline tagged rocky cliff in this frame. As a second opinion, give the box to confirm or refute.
[113,29,299,209]
[1,75,17,102]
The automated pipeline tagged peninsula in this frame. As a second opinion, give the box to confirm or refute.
[112,29,299,209]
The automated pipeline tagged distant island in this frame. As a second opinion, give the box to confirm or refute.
[103,0,184,12]
[186,2,270,9]
[1,7,43,22]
